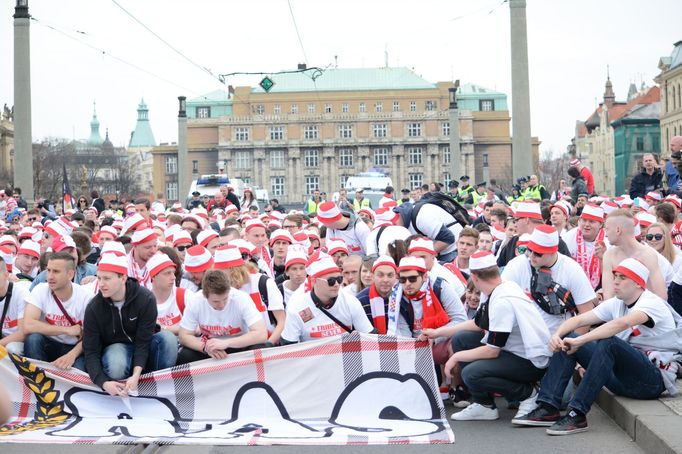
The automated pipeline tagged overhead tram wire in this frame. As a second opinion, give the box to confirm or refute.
[287,0,309,66]
[31,17,198,95]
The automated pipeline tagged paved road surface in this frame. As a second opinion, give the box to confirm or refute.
[0,401,643,454]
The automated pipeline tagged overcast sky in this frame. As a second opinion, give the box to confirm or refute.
[1,0,680,159]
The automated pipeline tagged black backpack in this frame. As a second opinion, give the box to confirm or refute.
[410,192,471,236]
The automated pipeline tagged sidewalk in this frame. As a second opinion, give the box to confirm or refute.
[597,379,682,454]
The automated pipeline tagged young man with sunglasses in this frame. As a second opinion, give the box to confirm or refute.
[281,255,374,344]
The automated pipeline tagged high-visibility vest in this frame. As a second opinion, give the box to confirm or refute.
[353,198,371,211]
[524,185,545,201]
[306,199,321,215]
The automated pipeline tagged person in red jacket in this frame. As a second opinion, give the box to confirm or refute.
[569,159,594,195]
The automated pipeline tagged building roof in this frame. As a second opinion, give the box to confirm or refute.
[188,90,231,103]
[458,83,505,96]
[250,67,436,93]
[670,41,682,71]
[129,98,156,148]
[609,86,660,124]
[88,104,103,146]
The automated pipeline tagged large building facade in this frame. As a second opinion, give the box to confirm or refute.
[656,41,682,154]
[153,67,539,204]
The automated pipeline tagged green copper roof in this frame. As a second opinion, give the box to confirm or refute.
[87,103,103,145]
[251,67,436,93]
[129,98,156,147]
[188,90,231,103]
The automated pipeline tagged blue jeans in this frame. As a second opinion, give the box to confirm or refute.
[537,333,665,415]
[24,333,86,372]
[102,331,178,380]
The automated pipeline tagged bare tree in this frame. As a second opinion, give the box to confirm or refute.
[537,149,570,194]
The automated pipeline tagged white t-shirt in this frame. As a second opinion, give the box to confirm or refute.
[156,287,184,327]
[281,291,374,342]
[25,283,92,345]
[501,254,596,334]
[0,281,30,337]
[673,248,682,274]
[593,290,676,342]
[430,263,466,298]
[326,216,370,256]
[282,281,302,306]
[180,288,262,340]
[412,204,464,256]
[364,225,411,256]
[180,277,199,293]
[653,249,674,287]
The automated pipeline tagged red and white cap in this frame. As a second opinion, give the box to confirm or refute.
[163,224,181,242]
[408,237,436,255]
[17,239,40,259]
[172,230,193,247]
[147,253,176,279]
[244,219,266,233]
[214,246,244,269]
[131,228,157,245]
[645,191,663,202]
[52,235,76,253]
[285,249,308,270]
[326,239,349,256]
[270,211,286,221]
[0,235,18,249]
[635,212,657,228]
[614,195,633,207]
[184,245,214,273]
[469,251,498,271]
[185,214,206,230]
[372,255,397,272]
[602,201,619,216]
[18,227,38,241]
[269,220,282,229]
[550,201,571,218]
[527,225,559,254]
[197,229,218,248]
[612,258,649,289]
[269,229,294,246]
[0,246,13,271]
[191,207,209,221]
[375,207,400,225]
[491,225,506,241]
[513,202,543,220]
[99,225,118,238]
[358,208,375,220]
[569,159,581,167]
[101,240,127,257]
[398,256,427,273]
[633,197,650,211]
[517,233,532,247]
[98,253,128,275]
[229,239,257,256]
[316,201,343,224]
[225,204,238,215]
[580,204,604,223]
[122,213,146,235]
[45,218,73,238]
[664,194,682,209]
[307,255,341,279]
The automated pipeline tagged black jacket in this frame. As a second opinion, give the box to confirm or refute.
[226,191,241,211]
[83,278,158,388]
[629,168,663,199]
[570,176,588,202]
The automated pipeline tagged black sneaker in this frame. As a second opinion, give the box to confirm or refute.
[448,386,471,408]
[546,409,588,435]
[511,405,561,427]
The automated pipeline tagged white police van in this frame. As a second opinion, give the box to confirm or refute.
[343,170,393,208]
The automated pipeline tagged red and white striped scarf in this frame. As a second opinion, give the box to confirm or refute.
[574,228,604,289]
[368,284,387,334]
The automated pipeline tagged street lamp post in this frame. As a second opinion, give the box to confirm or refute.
[177,96,189,203]
[448,82,461,184]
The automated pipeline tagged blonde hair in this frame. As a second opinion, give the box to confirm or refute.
[224,265,251,289]
[647,223,676,265]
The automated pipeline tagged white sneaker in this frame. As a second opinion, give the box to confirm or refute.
[450,403,499,421]
[513,388,538,420]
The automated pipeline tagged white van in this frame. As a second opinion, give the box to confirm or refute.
[186,175,245,205]
[343,171,393,209]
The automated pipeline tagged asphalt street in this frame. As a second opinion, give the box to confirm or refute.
[0,401,643,454]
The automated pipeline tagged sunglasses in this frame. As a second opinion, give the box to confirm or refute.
[645,233,664,241]
[28,217,37,222]
[399,275,420,284]
[264,209,272,213]
[176,245,190,252]
[283,225,298,229]
[318,275,343,286]
[530,250,544,258]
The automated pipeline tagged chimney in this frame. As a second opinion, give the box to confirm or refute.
[297,63,307,70]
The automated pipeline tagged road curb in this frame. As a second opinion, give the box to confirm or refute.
[597,388,682,454]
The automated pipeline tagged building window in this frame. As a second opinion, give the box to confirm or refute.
[339,124,353,139]
[303,125,319,139]
[291,104,298,114]
[271,176,285,196]
[408,147,423,165]
[375,101,383,113]
[359,102,366,113]
[304,149,319,167]
[636,136,644,152]
[166,181,178,201]
[235,127,250,141]
[340,174,350,188]
[342,103,349,113]
[373,123,387,138]
[339,148,353,167]
[443,172,451,188]
[480,99,495,111]
[305,176,319,195]
[374,147,389,166]
[196,106,210,118]
[425,100,436,111]
[410,101,416,112]
[324,103,332,113]
[308,103,316,114]
[270,126,284,140]
[483,153,489,167]
[407,122,422,137]
[271,149,285,168]
[441,122,450,136]
[409,173,423,189]
[192,160,199,174]
[274,104,281,115]
[393,101,400,112]
[255,104,264,115]
[165,156,177,175]
[235,151,251,169]
[442,145,450,164]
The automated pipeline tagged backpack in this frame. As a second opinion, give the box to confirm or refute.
[410,192,471,236]
[257,274,277,325]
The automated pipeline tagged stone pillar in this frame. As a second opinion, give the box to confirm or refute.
[510,0,533,179]
[13,1,34,202]
[177,97,189,201]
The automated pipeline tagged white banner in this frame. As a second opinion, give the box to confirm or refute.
[0,333,454,445]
